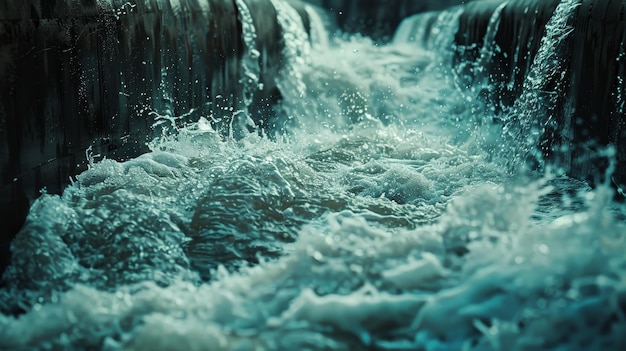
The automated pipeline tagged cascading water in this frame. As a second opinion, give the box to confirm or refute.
[393,11,440,45]
[500,0,581,173]
[454,1,508,103]
[1,1,625,350]
[267,0,311,134]
[304,4,330,49]
[232,0,263,137]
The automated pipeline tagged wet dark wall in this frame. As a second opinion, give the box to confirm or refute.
[567,0,626,188]
[0,0,307,278]
[453,0,626,190]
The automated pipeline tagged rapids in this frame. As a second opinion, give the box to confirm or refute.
[1,1,625,350]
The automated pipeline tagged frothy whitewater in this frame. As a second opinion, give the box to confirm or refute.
[1,2,626,350]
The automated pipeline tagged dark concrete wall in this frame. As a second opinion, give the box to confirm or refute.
[567,0,626,186]
[0,0,305,277]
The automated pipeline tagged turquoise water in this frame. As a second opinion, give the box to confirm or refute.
[1,2,625,350]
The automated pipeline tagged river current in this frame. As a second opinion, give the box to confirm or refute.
[1,2,626,350]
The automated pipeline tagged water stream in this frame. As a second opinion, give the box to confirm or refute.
[1,1,625,350]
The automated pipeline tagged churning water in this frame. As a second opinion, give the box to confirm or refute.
[1,2,626,350]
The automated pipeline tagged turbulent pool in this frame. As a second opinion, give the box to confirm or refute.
[1,2,626,350]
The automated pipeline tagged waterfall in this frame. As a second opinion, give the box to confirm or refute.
[267,0,312,134]
[392,11,440,45]
[236,0,262,108]
[423,7,464,55]
[452,1,509,108]
[267,0,310,94]
[304,4,330,48]
[475,2,508,86]
[232,0,262,138]
[501,0,581,172]
[391,7,464,84]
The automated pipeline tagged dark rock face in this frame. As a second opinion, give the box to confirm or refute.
[0,0,304,278]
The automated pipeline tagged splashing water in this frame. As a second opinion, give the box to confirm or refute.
[1,1,626,350]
